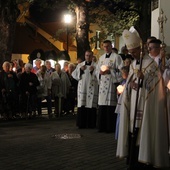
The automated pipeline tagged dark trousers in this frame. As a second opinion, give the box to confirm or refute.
[64,92,76,113]
[20,94,37,114]
[37,95,52,115]
[97,105,117,133]
[77,106,97,128]
[1,91,19,118]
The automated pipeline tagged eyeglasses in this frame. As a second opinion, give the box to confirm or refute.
[148,46,160,51]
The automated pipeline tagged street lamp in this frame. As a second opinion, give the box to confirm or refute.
[64,14,72,53]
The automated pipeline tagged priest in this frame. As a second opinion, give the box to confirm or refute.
[96,40,123,133]
[116,27,170,169]
[72,50,98,128]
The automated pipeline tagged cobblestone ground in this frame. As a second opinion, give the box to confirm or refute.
[1,115,170,170]
[0,115,128,170]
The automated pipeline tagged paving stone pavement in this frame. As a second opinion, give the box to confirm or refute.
[0,115,128,170]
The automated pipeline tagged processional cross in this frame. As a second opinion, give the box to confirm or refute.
[157,9,167,66]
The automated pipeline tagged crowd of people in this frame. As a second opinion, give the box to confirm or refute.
[0,43,131,124]
[0,28,170,169]
[0,59,78,120]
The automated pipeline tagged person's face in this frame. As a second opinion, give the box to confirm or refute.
[68,65,75,73]
[46,62,51,69]
[3,64,10,72]
[40,66,47,73]
[35,61,41,68]
[25,67,31,73]
[124,59,131,66]
[103,42,112,53]
[13,60,17,67]
[128,47,141,60]
[148,43,161,57]
[122,71,128,79]
[55,64,61,72]
[85,51,93,62]
[64,62,69,71]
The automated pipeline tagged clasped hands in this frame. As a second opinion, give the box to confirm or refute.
[130,71,144,90]
[80,65,95,71]
[130,79,138,90]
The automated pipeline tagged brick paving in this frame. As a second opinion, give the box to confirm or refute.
[0,115,127,170]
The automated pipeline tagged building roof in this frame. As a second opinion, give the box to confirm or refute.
[13,2,76,60]
[12,23,61,55]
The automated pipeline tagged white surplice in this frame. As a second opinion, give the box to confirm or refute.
[116,55,170,168]
[163,60,170,154]
[96,53,123,106]
[72,61,98,108]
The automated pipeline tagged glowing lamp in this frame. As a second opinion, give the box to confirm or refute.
[12,67,16,72]
[117,85,125,94]
[100,65,108,72]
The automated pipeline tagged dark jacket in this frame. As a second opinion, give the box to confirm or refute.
[19,72,40,95]
[0,70,19,98]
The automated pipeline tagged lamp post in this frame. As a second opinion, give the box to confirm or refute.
[64,14,72,53]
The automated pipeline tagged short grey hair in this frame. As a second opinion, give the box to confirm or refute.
[35,58,42,63]
[45,60,51,65]
[24,63,33,69]
[2,61,10,68]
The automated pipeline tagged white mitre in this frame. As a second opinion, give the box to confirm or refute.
[122,26,141,50]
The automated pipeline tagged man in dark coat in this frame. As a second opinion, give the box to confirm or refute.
[0,61,19,119]
[19,63,40,118]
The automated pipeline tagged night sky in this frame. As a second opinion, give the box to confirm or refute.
[29,2,68,22]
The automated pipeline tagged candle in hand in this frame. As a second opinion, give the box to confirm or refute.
[100,65,109,72]
[117,85,125,94]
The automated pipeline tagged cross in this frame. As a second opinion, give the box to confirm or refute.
[157,9,168,68]
[157,9,167,41]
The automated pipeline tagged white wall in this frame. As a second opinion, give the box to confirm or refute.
[151,8,160,38]
[151,0,170,53]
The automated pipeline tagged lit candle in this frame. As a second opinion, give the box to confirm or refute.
[12,67,16,72]
[117,85,125,94]
[100,65,108,72]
